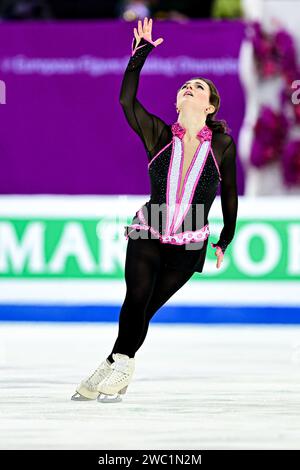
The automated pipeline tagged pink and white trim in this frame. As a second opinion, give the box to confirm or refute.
[210,146,222,181]
[165,122,214,236]
[171,139,211,234]
[137,207,209,245]
[124,216,210,245]
[165,135,182,235]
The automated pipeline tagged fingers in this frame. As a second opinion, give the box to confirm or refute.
[137,17,152,37]
[134,18,163,48]
[216,250,223,269]
[143,17,150,33]
[144,17,152,32]
[138,19,143,36]
[135,17,149,42]
[211,245,224,269]
[133,27,139,41]
[154,38,164,46]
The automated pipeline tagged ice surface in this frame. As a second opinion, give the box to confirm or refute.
[1,322,300,450]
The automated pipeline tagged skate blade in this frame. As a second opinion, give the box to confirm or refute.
[72,384,100,400]
[71,392,97,401]
[97,385,128,404]
[97,393,123,403]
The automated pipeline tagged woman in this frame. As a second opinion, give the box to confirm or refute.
[72,17,238,403]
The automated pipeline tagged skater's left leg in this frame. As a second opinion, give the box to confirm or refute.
[109,264,195,360]
[106,235,162,362]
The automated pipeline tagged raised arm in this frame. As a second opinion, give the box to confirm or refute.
[119,18,168,157]
[211,135,238,256]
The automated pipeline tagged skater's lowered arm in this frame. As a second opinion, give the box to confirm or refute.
[214,136,238,255]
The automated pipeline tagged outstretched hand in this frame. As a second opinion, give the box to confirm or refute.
[210,243,224,269]
[133,17,164,48]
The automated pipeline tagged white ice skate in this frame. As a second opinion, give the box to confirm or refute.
[71,358,112,401]
[97,353,135,403]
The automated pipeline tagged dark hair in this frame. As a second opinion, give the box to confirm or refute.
[177,77,230,134]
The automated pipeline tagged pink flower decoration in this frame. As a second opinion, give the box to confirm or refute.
[171,121,186,139]
[198,125,212,144]
[294,104,300,125]
[171,121,212,143]
[249,106,288,168]
[282,140,300,186]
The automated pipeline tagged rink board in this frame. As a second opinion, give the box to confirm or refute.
[0,196,299,323]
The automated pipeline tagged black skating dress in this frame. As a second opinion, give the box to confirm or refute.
[120,36,238,273]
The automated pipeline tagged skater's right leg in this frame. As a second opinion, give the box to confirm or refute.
[133,264,195,353]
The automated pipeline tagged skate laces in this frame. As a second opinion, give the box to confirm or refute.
[85,361,109,387]
[112,359,130,374]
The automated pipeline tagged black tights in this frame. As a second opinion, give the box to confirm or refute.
[106,236,195,363]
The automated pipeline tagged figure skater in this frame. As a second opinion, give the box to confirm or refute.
[72,17,238,403]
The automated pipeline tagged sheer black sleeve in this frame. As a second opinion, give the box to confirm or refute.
[213,135,238,255]
[119,36,169,158]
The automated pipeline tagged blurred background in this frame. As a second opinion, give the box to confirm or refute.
[1,0,300,452]
[0,0,300,322]
[0,0,300,323]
